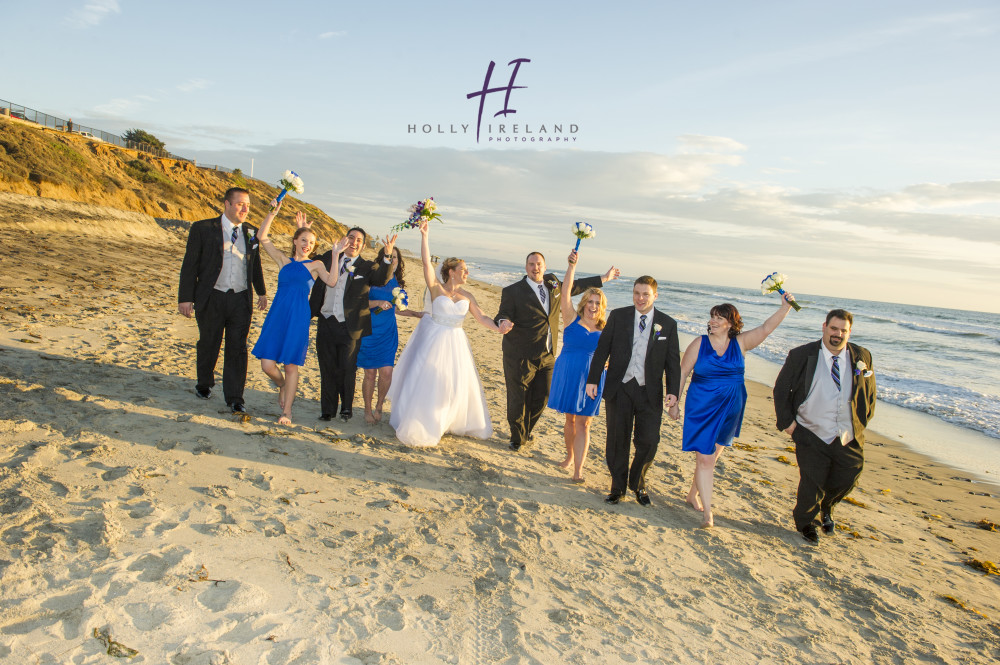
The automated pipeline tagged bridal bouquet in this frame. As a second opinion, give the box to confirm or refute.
[392,197,443,232]
[391,287,408,311]
[572,221,596,251]
[273,170,304,208]
[760,272,801,311]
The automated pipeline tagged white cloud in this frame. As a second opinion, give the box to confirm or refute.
[177,78,211,93]
[319,30,347,39]
[66,0,120,29]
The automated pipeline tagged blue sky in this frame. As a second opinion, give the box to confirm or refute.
[4,1,999,311]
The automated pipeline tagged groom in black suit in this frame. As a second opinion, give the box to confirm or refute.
[309,227,394,421]
[178,188,267,414]
[587,276,680,506]
[774,309,876,544]
[495,251,616,451]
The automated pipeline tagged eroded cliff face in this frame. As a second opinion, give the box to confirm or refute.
[0,118,343,239]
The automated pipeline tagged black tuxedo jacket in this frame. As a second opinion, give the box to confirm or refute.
[178,215,266,312]
[308,251,392,339]
[773,340,876,446]
[587,306,680,405]
[495,273,603,361]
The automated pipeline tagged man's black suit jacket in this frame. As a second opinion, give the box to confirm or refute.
[587,306,681,406]
[308,251,392,340]
[178,215,266,312]
[773,340,876,446]
[495,273,603,361]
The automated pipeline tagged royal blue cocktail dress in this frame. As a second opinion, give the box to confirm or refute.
[682,335,748,454]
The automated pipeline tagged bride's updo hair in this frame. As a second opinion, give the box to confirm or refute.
[440,257,463,284]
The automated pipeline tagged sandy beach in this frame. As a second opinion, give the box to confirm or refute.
[1,192,998,664]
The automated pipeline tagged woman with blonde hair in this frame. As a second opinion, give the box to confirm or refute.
[546,250,608,482]
[386,220,505,447]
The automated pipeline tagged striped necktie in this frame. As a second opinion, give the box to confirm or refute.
[231,226,239,245]
[538,283,546,305]
[639,314,647,333]
[831,355,841,391]
[340,258,350,275]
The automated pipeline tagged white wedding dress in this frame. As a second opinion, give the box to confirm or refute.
[387,295,493,447]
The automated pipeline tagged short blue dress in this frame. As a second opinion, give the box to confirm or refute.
[357,277,401,370]
[547,317,605,416]
[681,335,748,454]
[252,260,314,366]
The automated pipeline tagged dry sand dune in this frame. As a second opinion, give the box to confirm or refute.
[0,192,998,664]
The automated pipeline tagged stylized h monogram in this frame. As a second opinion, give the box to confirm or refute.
[466,58,531,143]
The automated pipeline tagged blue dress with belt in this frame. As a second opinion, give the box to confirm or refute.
[682,335,748,454]
[357,277,400,370]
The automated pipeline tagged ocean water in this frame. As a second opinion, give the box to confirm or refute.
[464,257,1000,481]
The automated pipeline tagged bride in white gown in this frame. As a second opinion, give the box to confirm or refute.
[387,219,507,447]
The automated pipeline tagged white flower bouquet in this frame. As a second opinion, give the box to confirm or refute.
[572,221,596,251]
[760,272,801,311]
[273,170,304,208]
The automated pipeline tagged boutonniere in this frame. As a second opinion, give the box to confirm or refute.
[347,264,356,274]
[246,229,256,240]
[546,278,559,290]
[653,323,662,334]
[854,360,873,377]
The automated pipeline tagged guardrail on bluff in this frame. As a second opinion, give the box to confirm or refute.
[0,97,233,174]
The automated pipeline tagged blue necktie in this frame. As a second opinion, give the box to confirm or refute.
[340,258,350,275]
[639,314,647,333]
[538,283,546,305]
[831,355,841,391]
[231,226,239,246]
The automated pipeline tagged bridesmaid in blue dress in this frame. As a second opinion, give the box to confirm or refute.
[357,246,424,424]
[671,293,796,527]
[547,250,608,483]
[252,201,348,425]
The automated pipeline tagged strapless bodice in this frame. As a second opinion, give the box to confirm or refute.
[431,295,469,328]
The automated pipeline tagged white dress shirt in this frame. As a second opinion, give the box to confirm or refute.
[214,213,247,293]
[623,308,654,386]
[527,277,552,351]
[796,345,854,445]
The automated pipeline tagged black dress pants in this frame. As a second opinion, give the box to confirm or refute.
[316,314,360,417]
[195,289,251,406]
[502,352,555,447]
[792,426,865,531]
[605,379,663,492]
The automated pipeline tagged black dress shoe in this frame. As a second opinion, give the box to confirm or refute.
[340,410,352,422]
[821,513,835,534]
[319,414,334,421]
[508,441,522,451]
[196,387,211,399]
[605,490,626,505]
[230,403,248,415]
[800,525,820,544]
[635,489,651,506]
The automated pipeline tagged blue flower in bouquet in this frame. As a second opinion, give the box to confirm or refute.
[273,170,304,208]
[392,197,443,232]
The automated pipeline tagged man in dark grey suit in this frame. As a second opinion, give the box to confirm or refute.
[178,188,267,414]
[774,309,876,544]
[587,276,680,506]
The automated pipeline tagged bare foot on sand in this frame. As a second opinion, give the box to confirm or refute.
[558,457,573,470]
[364,410,376,424]
[278,412,292,426]
[686,490,703,512]
[374,409,383,423]
[571,476,585,484]
[700,513,714,529]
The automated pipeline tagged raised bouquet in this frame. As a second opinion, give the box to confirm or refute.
[273,170,304,208]
[760,272,801,311]
[572,221,596,251]
[392,197,442,232]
